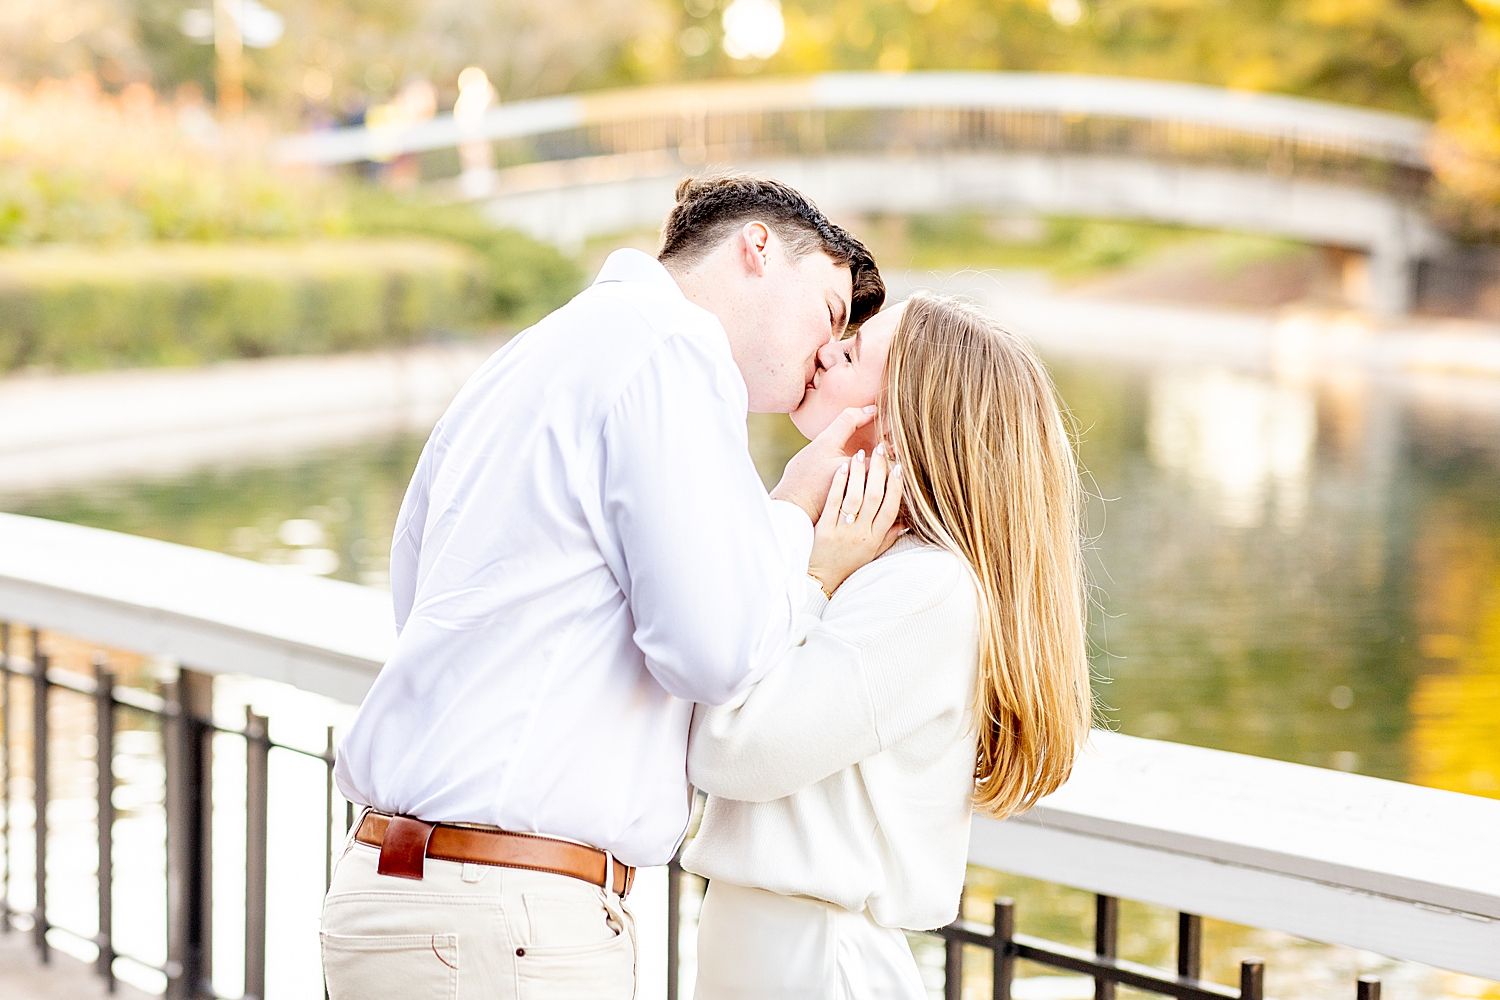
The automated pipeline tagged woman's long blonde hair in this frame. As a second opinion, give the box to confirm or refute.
[882,292,1093,818]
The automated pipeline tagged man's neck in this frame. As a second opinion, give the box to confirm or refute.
[662,259,713,311]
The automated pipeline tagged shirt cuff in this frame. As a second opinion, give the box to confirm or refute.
[765,498,815,570]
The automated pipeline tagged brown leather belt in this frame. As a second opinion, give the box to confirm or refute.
[355,811,635,896]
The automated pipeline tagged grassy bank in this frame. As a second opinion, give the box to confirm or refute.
[0,81,584,373]
[0,239,497,370]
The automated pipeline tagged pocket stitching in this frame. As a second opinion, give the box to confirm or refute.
[321,932,459,1000]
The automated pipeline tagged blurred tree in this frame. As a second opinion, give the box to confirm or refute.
[148,0,668,120]
[0,0,144,83]
[0,0,1479,121]
[1420,1,1500,230]
[680,0,1474,116]
[6,0,1499,226]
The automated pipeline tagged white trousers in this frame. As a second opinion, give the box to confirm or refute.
[321,839,636,1000]
[694,881,927,1000]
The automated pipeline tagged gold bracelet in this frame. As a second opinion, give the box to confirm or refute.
[808,574,835,600]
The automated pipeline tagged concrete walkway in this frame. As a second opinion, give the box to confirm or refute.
[0,932,154,1000]
[7,279,1500,496]
[0,336,505,493]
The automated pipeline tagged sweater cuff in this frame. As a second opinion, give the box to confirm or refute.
[802,575,830,616]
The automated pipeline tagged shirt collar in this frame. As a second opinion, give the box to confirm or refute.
[592,248,684,298]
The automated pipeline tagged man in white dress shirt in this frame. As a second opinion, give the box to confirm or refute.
[322,175,884,999]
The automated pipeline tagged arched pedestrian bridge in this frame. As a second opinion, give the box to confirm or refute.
[275,72,1443,315]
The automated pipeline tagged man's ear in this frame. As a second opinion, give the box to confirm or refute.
[739,221,771,277]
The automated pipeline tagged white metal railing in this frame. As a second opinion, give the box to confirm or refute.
[1,512,1497,992]
[270,72,1431,169]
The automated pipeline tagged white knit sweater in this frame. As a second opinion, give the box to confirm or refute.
[682,536,980,931]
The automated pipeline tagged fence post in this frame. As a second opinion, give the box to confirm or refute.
[666,849,682,1000]
[95,654,116,992]
[1177,912,1202,981]
[164,668,213,1000]
[1240,959,1265,1000]
[1094,895,1119,1000]
[944,925,963,1000]
[324,726,335,895]
[992,899,1015,1000]
[1,621,10,934]
[32,630,49,963]
[245,709,269,1000]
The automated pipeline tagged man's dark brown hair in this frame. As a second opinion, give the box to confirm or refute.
[658,173,885,327]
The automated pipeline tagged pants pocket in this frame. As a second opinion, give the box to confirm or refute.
[514,892,635,1000]
[322,932,459,1000]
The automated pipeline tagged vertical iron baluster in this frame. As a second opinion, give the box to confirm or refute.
[1357,976,1381,1000]
[31,629,48,963]
[1,620,10,934]
[1094,895,1119,1000]
[1177,912,1202,981]
[324,726,335,894]
[95,655,116,992]
[666,849,682,1000]
[163,669,213,1000]
[1240,959,1265,1000]
[943,887,965,1000]
[244,709,269,1000]
[992,899,1016,1000]
[944,931,963,1000]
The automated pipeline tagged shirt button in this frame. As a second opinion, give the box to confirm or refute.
[516,948,526,957]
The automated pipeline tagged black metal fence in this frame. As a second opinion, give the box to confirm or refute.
[0,617,1398,1000]
[0,622,348,1000]
[663,840,1389,1000]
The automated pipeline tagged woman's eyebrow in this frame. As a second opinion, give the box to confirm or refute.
[850,328,863,360]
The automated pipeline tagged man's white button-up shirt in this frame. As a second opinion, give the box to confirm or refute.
[335,249,815,867]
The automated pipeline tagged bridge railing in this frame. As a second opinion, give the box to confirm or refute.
[1,512,1496,999]
[272,72,1433,192]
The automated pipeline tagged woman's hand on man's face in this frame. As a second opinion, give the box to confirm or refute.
[807,441,904,596]
[770,406,878,522]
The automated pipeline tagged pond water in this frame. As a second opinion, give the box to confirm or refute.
[2,345,1498,999]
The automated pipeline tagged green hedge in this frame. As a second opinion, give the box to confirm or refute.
[0,238,504,371]
[345,194,584,327]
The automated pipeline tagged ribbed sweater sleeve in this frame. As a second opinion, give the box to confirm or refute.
[688,544,971,803]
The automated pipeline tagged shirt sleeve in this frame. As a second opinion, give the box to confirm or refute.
[687,551,973,802]
[388,433,437,636]
[599,333,815,706]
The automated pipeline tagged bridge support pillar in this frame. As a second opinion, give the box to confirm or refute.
[1367,243,1416,319]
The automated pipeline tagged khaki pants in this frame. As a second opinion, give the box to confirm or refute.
[322,838,637,1000]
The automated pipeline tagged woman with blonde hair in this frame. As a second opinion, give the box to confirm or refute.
[684,292,1094,999]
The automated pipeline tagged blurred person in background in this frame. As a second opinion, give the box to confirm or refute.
[322,174,883,999]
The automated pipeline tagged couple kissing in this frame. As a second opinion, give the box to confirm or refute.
[322,173,1092,1000]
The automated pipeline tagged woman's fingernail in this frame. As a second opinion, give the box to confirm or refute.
[874,442,886,457]
[854,449,865,463]
[863,405,877,414]
[892,462,902,476]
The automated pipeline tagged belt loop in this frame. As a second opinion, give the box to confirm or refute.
[603,849,615,896]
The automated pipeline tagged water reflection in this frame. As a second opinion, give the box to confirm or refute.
[1146,368,1316,532]
[3,347,1500,998]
